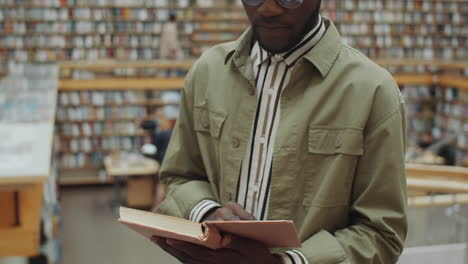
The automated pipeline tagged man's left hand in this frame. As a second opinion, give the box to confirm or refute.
[151,236,282,264]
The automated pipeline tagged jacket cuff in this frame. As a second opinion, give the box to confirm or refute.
[155,180,218,219]
[302,230,350,264]
[189,200,222,223]
[276,250,309,264]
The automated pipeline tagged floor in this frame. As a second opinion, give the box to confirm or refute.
[35,186,468,263]
[59,186,179,264]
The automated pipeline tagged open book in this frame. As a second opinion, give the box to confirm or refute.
[118,207,302,250]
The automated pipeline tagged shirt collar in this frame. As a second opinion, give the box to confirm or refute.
[225,17,343,77]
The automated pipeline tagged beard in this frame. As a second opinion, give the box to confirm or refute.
[252,3,321,54]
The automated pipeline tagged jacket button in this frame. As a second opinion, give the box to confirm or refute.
[249,89,255,95]
[232,137,240,148]
[335,135,343,148]
[202,114,210,128]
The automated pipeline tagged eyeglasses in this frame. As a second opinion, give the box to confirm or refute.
[242,0,303,9]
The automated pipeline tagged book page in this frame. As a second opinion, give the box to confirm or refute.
[119,207,204,238]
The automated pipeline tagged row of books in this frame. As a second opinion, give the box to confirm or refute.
[436,102,466,119]
[0,35,164,48]
[435,87,462,102]
[404,84,468,159]
[357,46,465,60]
[335,23,467,37]
[434,114,463,134]
[0,21,194,34]
[193,33,238,42]
[58,121,145,137]
[58,91,147,106]
[3,34,461,51]
[0,8,190,21]
[0,0,190,7]
[322,0,465,12]
[341,35,463,48]
[56,105,147,121]
[59,152,105,168]
[194,11,246,20]
[4,47,464,63]
[383,64,465,76]
[402,85,433,101]
[325,10,464,24]
[403,86,468,105]
[0,47,191,61]
[61,67,187,79]
[58,136,146,152]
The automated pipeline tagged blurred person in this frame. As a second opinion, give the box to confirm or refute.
[417,131,456,166]
[153,0,408,263]
[160,13,183,60]
[139,108,174,210]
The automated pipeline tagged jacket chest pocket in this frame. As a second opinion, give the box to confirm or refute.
[303,126,363,207]
[194,103,226,139]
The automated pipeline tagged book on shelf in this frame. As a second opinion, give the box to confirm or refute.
[119,207,301,250]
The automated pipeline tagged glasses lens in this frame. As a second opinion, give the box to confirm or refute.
[242,0,264,6]
[278,0,303,8]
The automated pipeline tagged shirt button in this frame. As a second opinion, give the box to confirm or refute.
[259,137,266,144]
[268,89,274,96]
[232,137,240,148]
[249,184,260,192]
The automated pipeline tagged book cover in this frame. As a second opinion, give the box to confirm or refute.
[118,207,302,250]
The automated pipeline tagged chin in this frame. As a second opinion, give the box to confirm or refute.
[255,33,297,54]
[256,38,291,53]
[259,42,294,54]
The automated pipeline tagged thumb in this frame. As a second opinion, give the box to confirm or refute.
[220,233,233,248]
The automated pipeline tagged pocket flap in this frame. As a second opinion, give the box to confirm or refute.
[308,126,363,155]
[194,105,227,138]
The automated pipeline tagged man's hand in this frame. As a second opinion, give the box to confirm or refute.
[151,236,282,264]
[202,202,256,222]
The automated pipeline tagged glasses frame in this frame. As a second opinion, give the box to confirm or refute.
[242,0,304,9]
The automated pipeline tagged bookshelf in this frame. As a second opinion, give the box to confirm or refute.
[56,60,190,185]
[0,0,195,74]
[190,1,247,56]
[380,60,468,166]
[322,0,467,60]
[1,0,466,74]
[53,59,468,186]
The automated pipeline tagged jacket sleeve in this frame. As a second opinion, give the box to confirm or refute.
[300,77,408,264]
[155,66,219,219]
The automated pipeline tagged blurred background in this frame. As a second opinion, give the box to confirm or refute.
[0,0,467,263]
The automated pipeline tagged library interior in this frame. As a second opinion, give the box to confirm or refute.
[0,0,467,263]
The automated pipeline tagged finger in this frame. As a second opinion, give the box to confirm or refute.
[167,239,215,258]
[150,236,165,245]
[226,236,264,252]
[223,202,256,220]
[154,238,192,263]
[220,233,233,248]
[213,207,241,221]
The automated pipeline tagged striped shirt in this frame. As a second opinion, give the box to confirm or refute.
[190,16,326,264]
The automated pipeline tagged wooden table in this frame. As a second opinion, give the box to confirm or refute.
[104,155,160,212]
[0,177,47,257]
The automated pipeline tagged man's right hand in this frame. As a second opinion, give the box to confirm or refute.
[201,202,256,222]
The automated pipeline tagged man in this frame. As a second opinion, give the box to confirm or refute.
[153,0,408,263]
[160,13,183,60]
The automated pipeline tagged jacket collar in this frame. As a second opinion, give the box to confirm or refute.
[225,18,343,77]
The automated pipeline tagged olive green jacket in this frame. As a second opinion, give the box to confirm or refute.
[156,19,408,264]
